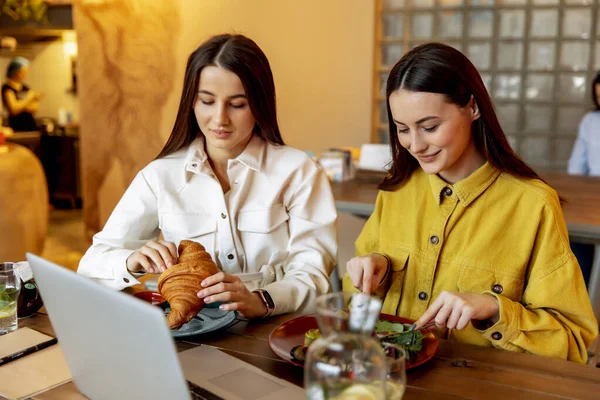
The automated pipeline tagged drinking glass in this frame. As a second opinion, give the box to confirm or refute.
[381,342,407,400]
[0,262,21,335]
[304,292,388,400]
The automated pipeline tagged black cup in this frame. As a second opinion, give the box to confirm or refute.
[17,279,43,318]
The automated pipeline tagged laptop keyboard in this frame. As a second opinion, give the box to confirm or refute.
[187,380,225,400]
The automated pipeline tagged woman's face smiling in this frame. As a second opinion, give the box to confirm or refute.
[388,89,485,183]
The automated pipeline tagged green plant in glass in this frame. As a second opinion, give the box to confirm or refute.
[0,263,21,334]
[0,287,19,319]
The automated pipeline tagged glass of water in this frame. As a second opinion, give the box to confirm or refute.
[381,342,407,400]
[0,263,21,335]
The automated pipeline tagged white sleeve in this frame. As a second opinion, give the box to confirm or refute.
[77,170,160,290]
[263,166,338,315]
[568,115,590,175]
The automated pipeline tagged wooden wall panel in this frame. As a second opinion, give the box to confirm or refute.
[73,0,179,240]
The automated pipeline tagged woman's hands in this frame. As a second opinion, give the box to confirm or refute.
[413,291,500,331]
[25,90,42,103]
[126,240,177,274]
[197,272,267,319]
[30,91,43,101]
[127,241,268,318]
[347,254,499,331]
[346,253,390,294]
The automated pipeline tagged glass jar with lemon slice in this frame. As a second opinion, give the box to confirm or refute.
[0,262,21,335]
[304,292,389,400]
[381,342,407,400]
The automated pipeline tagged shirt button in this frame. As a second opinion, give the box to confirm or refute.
[123,278,130,283]
[492,284,503,294]
[191,163,198,168]
[210,174,216,179]
[221,213,227,219]
[227,254,234,260]
[418,291,428,301]
[430,235,439,245]
[234,180,239,185]
[491,332,503,340]
[443,187,453,197]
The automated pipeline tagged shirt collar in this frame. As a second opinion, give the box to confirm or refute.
[235,135,264,172]
[184,136,209,174]
[185,134,265,173]
[428,161,500,206]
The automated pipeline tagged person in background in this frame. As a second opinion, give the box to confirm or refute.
[1,57,42,132]
[567,71,600,285]
[78,34,338,319]
[569,71,600,176]
[344,43,597,364]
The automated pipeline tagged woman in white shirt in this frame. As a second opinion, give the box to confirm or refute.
[78,34,338,319]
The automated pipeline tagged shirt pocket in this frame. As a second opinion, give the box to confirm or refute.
[457,266,524,302]
[380,248,410,315]
[237,205,290,267]
[237,204,290,234]
[158,212,217,238]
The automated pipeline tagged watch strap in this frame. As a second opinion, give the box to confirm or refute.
[253,289,275,318]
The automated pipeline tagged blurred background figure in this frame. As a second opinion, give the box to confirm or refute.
[567,71,600,285]
[1,56,42,132]
[569,71,600,177]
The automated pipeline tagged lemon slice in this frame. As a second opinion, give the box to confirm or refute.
[335,384,385,400]
[0,300,17,318]
[384,381,405,400]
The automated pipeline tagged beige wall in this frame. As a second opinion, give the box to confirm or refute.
[0,40,79,122]
[161,0,375,154]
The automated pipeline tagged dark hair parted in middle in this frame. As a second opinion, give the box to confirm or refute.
[380,42,542,191]
[157,34,284,159]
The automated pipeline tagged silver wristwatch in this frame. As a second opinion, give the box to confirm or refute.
[253,289,275,317]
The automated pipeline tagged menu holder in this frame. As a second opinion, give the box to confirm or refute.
[0,327,72,400]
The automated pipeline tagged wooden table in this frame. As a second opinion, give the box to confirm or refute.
[18,311,600,400]
[332,172,600,320]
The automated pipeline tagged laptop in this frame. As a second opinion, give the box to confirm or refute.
[26,253,304,400]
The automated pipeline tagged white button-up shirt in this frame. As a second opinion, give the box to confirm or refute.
[568,111,600,176]
[78,135,338,315]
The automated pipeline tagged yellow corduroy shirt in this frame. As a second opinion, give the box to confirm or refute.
[343,162,598,363]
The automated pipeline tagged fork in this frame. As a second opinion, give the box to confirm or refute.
[408,320,438,332]
[373,320,436,341]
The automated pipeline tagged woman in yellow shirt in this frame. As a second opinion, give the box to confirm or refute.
[344,43,597,363]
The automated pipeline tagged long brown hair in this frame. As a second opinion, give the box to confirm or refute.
[157,34,284,159]
[380,43,543,191]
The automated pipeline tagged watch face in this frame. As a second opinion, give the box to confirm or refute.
[262,290,275,309]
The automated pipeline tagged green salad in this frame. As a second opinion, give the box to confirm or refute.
[291,320,425,363]
[373,320,424,360]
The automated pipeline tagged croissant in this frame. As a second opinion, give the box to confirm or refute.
[158,240,220,330]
